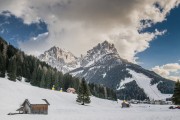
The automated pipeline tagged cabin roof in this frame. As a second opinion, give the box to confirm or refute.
[67,88,75,91]
[122,100,129,105]
[22,99,50,106]
[28,99,48,104]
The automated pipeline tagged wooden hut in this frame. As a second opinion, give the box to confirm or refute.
[121,100,130,108]
[16,99,50,114]
[67,88,76,94]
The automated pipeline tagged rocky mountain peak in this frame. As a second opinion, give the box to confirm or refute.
[87,40,117,56]
[38,41,121,73]
[39,46,77,64]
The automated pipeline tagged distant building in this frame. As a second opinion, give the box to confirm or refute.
[166,101,173,105]
[141,99,150,104]
[129,99,140,104]
[166,97,172,101]
[150,100,168,105]
[121,100,130,108]
[16,99,50,114]
[154,100,161,105]
[67,88,76,94]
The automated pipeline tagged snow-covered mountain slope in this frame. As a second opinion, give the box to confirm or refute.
[117,69,172,100]
[39,46,80,73]
[0,78,179,120]
[39,41,175,100]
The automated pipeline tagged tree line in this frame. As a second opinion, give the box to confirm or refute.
[172,80,180,105]
[0,37,116,101]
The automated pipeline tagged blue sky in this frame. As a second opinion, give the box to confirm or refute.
[0,0,180,81]
[137,6,180,69]
[0,11,48,47]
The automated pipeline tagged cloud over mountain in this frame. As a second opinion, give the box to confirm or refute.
[152,63,180,81]
[0,0,179,62]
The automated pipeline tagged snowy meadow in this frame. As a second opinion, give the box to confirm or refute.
[0,78,179,120]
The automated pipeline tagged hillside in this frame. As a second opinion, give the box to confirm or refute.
[0,77,180,120]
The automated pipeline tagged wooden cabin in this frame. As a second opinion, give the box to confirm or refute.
[67,88,76,94]
[16,99,50,114]
[121,100,130,108]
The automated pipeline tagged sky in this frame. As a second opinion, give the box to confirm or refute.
[0,0,180,81]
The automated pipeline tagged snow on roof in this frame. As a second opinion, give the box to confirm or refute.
[122,100,129,104]
[67,88,75,90]
[26,99,48,105]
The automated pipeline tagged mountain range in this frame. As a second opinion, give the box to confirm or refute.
[39,41,175,100]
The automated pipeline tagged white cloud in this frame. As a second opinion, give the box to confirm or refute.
[18,32,49,55]
[152,63,180,81]
[0,0,180,62]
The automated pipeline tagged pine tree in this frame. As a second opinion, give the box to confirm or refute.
[58,72,63,90]
[25,68,31,82]
[172,80,180,105]
[104,87,107,99]
[54,72,59,90]
[76,78,91,105]
[31,68,37,86]
[0,53,6,77]
[40,73,46,88]
[36,66,43,86]
[46,70,52,89]
[16,52,23,81]
[7,57,17,81]
[63,74,73,90]
[73,78,80,92]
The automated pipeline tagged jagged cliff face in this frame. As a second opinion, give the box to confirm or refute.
[39,46,80,73]
[39,41,175,100]
[39,46,77,64]
[79,41,122,67]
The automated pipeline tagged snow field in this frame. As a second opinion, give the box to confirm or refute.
[0,78,179,120]
[118,69,172,100]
